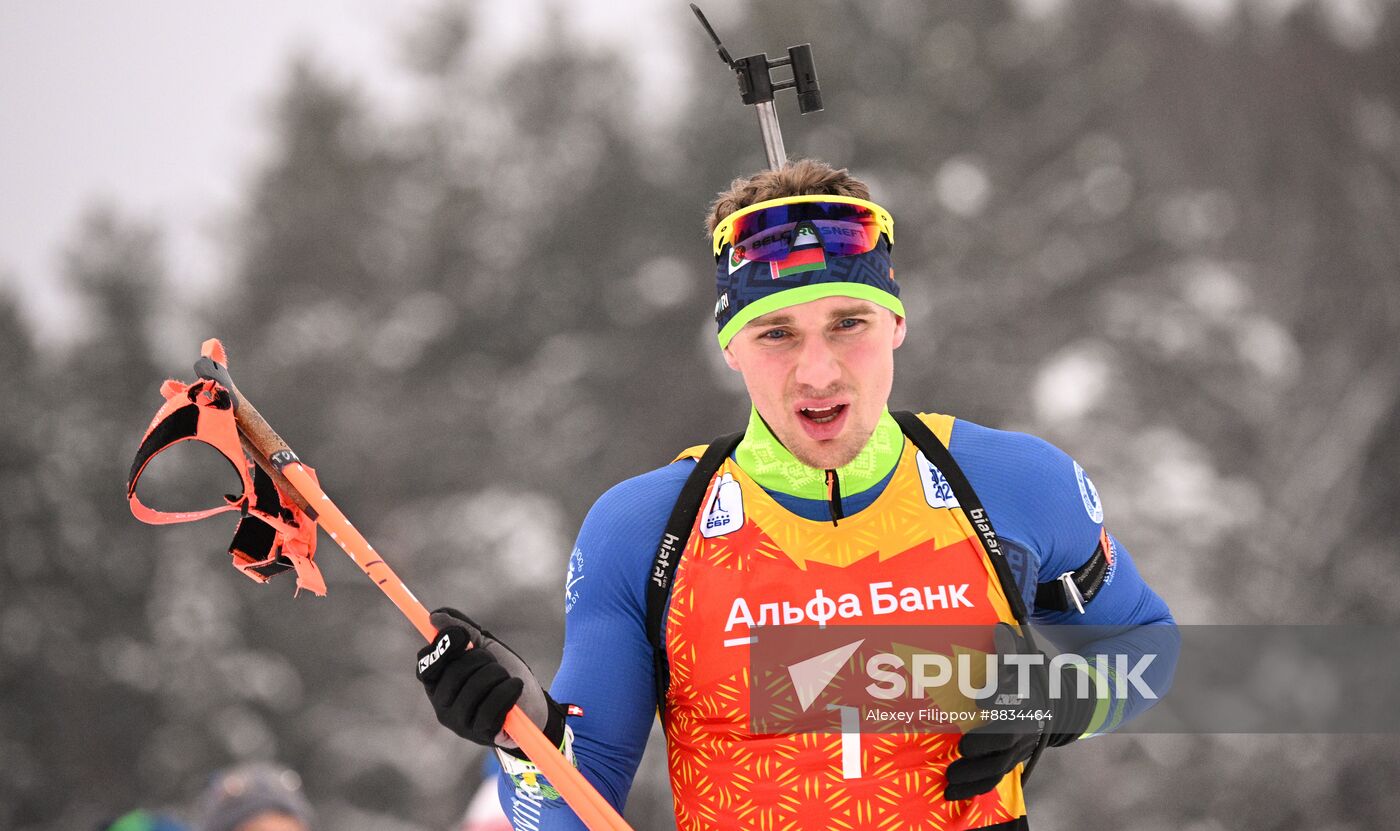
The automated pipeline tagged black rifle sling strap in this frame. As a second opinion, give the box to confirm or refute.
[894,410,1112,616]
[645,432,745,714]
[891,410,1052,780]
[891,411,1030,624]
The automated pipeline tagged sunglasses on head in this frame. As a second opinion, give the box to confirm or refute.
[711,195,895,264]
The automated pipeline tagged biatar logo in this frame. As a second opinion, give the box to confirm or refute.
[418,632,450,675]
[1074,461,1104,524]
[564,547,585,613]
[701,473,744,538]
[915,450,959,509]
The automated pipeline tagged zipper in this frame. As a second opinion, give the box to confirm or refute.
[825,469,843,526]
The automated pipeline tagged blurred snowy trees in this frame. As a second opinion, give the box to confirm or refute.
[1,1,1398,828]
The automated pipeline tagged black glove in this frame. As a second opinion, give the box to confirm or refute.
[415,608,567,758]
[944,623,1096,801]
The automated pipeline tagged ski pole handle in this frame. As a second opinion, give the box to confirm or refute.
[195,339,632,831]
[193,340,313,517]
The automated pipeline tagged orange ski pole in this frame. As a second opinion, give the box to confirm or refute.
[195,339,631,831]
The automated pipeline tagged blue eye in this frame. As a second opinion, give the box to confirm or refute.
[837,318,863,329]
[761,329,788,341]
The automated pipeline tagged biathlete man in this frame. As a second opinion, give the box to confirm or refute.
[415,160,1177,830]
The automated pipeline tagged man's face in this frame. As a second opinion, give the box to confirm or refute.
[723,295,906,470]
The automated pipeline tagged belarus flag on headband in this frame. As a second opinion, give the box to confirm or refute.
[769,225,827,279]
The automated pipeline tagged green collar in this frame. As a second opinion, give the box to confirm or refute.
[734,406,904,500]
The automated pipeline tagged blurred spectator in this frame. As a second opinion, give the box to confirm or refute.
[97,810,189,831]
[196,763,313,831]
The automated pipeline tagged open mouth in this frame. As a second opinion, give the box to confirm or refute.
[799,404,846,424]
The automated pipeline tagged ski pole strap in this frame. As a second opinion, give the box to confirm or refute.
[645,431,745,714]
[192,340,311,518]
[1034,527,1114,614]
[128,377,248,525]
[127,374,326,596]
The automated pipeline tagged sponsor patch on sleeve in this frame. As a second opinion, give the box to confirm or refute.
[564,547,585,613]
[1073,461,1104,524]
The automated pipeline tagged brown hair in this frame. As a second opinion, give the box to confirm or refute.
[705,158,872,235]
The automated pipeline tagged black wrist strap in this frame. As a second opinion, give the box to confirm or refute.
[1034,531,1113,614]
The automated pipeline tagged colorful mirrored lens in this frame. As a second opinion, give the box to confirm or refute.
[728,203,883,263]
